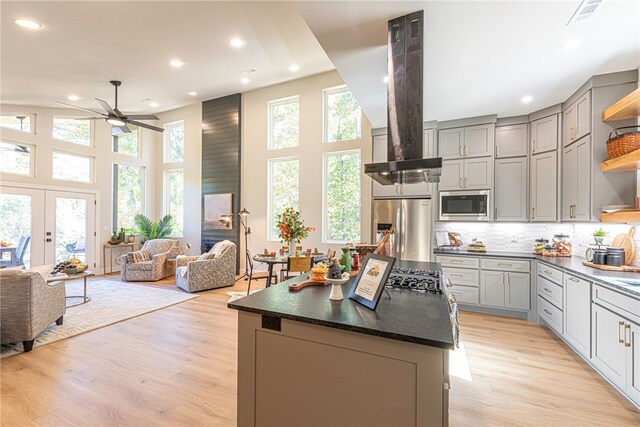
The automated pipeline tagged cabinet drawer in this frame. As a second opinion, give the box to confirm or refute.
[449,285,479,305]
[442,267,479,287]
[538,295,563,335]
[481,258,530,273]
[537,275,563,309]
[435,255,479,269]
[537,262,563,285]
[593,284,640,325]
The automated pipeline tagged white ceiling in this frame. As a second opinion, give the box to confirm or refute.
[0,1,334,114]
[295,0,640,127]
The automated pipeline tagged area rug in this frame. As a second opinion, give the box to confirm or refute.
[1,279,197,358]
[227,289,262,303]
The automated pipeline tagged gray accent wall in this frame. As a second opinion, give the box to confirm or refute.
[201,94,241,273]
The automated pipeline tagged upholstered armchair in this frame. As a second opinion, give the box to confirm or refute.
[176,240,236,293]
[120,238,177,282]
[0,269,66,352]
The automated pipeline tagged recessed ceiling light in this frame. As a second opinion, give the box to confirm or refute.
[15,19,42,30]
[521,95,533,104]
[150,102,159,108]
[187,91,198,96]
[67,95,81,101]
[561,39,582,50]
[382,76,389,84]
[230,38,245,48]
[240,77,250,84]
[289,64,300,72]
[170,59,184,68]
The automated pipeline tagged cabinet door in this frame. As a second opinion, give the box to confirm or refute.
[480,271,505,307]
[576,91,592,141]
[505,272,530,310]
[563,275,591,358]
[464,158,492,190]
[464,124,494,158]
[530,152,557,222]
[495,124,528,158]
[574,136,591,221]
[531,115,558,155]
[592,304,628,391]
[438,128,464,160]
[402,129,435,197]
[630,322,640,406]
[562,144,576,221]
[372,134,398,198]
[439,160,464,191]
[563,103,577,146]
[495,158,527,221]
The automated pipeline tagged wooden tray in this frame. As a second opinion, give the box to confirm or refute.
[582,262,640,272]
[288,279,329,291]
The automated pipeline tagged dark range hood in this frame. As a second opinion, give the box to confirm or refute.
[365,11,442,186]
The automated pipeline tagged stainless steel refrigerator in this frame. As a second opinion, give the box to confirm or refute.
[372,199,432,262]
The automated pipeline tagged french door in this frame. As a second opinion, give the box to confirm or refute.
[0,186,96,269]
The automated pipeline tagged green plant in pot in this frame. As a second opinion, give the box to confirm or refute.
[593,227,607,246]
[133,214,174,242]
[123,228,137,243]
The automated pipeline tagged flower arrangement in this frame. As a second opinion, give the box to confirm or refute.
[276,207,314,243]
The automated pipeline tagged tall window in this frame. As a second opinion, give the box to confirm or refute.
[323,150,361,242]
[164,169,184,237]
[268,157,299,240]
[52,116,91,146]
[113,125,139,157]
[323,86,362,143]
[52,151,93,183]
[164,121,184,163]
[268,96,299,149]
[113,164,144,230]
[0,141,33,176]
[0,114,33,133]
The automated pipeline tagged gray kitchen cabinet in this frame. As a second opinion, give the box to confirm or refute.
[562,144,576,221]
[631,322,640,405]
[439,160,465,190]
[439,158,492,191]
[480,271,529,310]
[438,127,465,160]
[494,157,528,222]
[592,304,629,391]
[563,91,591,146]
[562,136,591,221]
[464,124,494,158]
[530,114,558,155]
[530,151,557,222]
[495,123,528,158]
[506,272,530,310]
[563,274,591,358]
[480,271,505,307]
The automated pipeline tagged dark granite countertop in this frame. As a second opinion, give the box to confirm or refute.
[228,260,455,350]
[433,248,640,299]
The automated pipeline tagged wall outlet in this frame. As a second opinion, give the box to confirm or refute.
[510,234,518,243]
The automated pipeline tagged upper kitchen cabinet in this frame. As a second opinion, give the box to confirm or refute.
[438,128,465,160]
[530,114,559,155]
[495,123,528,158]
[562,136,591,221]
[440,158,492,191]
[465,124,495,158]
[530,151,557,222]
[438,117,496,160]
[495,157,528,222]
[563,91,591,146]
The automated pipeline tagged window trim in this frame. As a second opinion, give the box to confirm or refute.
[52,115,94,147]
[112,125,142,158]
[51,150,95,184]
[0,113,36,135]
[322,149,362,244]
[322,85,362,144]
[162,168,184,238]
[112,162,146,230]
[267,95,300,150]
[267,156,300,242]
[163,120,185,164]
[0,139,36,177]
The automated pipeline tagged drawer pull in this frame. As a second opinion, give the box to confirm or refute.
[543,309,552,315]
[450,259,464,263]
[625,324,631,347]
[543,287,552,293]
[450,274,463,278]
[619,321,625,344]
[544,270,553,275]
[497,263,513,267]
[567,277,580,283]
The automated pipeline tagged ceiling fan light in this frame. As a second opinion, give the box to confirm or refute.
[106,117,125,127]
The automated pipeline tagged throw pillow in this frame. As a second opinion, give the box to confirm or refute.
[127,249,151,263]
[197,251,216,261]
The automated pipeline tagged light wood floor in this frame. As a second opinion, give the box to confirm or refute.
[1,275,639,426]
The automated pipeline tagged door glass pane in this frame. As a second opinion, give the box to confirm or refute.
[0,194,32,268]
[55,197,86,264]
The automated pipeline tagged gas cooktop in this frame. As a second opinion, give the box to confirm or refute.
[387,268,442,293]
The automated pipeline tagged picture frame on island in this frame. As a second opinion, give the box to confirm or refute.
[348,253,396,310]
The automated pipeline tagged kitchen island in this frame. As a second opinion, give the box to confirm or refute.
[228,260,455,427]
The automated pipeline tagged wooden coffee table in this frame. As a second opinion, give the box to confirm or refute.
[46,271,95,307]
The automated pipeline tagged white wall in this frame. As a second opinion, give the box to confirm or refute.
[241,71,373,271]
[0,104,158,272]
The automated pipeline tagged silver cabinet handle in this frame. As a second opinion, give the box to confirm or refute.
[495,208,498,219]
[501,272,506,285]
[506,272,510,285]
[543,309,552,315]
[619,321,625,344]
[464,145,468,157]
[450,274,463,278]
[625,323,631,347]
[464,177,467,188]
[459,145,464,157]
[532,139,536,153]
[495,145,498,157]
[544,270,552,275]
[450,259,464,263]
[532,207,535,220]
[497,263,512,267]
[568,277,579,283]
[543,287,552,293]
[459,177,463,189]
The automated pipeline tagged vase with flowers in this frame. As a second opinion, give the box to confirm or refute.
[276,207,315,255]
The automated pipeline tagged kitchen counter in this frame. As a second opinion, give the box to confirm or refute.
[434,248,536,259]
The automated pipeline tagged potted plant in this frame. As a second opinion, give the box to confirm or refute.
[133,214,174,242]
[276,208,314,255]
[124,228,137,243]
[593,227,607,246]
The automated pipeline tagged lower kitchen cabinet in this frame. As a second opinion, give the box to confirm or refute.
[631,322,640,405]
[480,271,530,310]
[505,272,530,310]
[592,304,629,391]
[563,274,591,358]
[449,285,479,305]
[480,271,505,307]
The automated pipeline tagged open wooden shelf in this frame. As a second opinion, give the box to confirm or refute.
[601,148,640,172]
[602,87,640,121]
[601,210,640,223]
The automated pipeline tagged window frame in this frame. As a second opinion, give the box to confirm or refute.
[162,168,184,238]
[267,156,300,242]
[52,115,93,147]
[51,150,95,184]
[112,162,146,231]
[0,140,36,177]
[112,125,141,158]
[163,120,185,164]
[0,113,36,135]
[267,95,300,150]
[322,85,362,144]
[322,149,362,244]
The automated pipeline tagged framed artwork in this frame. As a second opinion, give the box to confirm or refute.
[348,253,396,310]
[203,193,233,230]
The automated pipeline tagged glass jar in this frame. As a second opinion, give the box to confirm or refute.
[534,238,548,255]
[553,234,571,256]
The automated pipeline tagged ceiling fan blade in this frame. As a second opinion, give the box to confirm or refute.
[54,101,105,116]
[124,114,159,121]
[114,108,124,117]
[127,120,164,133]
[119,124,132,134]
[95,98,117,116]
[76,117,104,120]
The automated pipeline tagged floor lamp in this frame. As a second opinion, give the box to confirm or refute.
[221,208,251,281]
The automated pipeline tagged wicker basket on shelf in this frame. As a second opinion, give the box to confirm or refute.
[607,126,640,159]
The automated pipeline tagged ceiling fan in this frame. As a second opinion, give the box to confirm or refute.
[54,80,163,134]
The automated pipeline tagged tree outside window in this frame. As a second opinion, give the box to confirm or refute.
[0,114,32,133]
[324,150,361,242]
[268,158,299,240]
[0,142,32,175]
[53,117,91,146]
[269,96,299,149]
[164,121,184,162]
[324,86,362,143]
[52,151,92,183]
[113,164,144,230]
[165,169,184,237]
[113,125,139,157]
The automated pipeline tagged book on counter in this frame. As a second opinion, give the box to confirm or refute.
[467,239,487,252]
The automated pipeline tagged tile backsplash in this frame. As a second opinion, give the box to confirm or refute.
[434,222,640,266]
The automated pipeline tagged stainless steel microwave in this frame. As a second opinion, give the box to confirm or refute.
[439,191,490,221]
